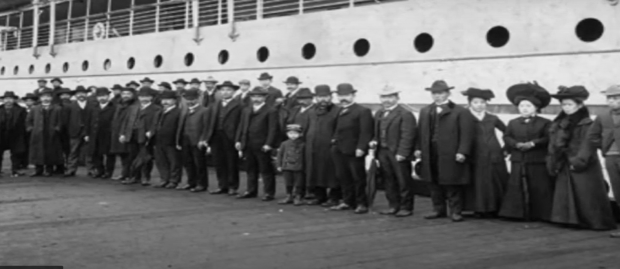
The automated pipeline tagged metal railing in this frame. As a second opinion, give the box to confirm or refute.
[0,0,401,52]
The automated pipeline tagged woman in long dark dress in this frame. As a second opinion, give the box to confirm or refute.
[462,88,509,216]
[499,82,554,221]
[547,86,616,231]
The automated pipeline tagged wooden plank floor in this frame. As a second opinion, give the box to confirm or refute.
[0,168,618,269]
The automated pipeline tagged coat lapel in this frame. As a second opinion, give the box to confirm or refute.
[222,98,240,119]
[437,102,454,118]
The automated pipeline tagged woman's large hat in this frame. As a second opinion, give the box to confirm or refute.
[550,85,589,102]
[462,87,495,100]
[506,82,551,108]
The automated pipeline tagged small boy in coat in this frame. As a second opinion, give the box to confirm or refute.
[277,124,305,206]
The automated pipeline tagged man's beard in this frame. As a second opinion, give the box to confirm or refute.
[339,100,351,105]
[318,101,330,107]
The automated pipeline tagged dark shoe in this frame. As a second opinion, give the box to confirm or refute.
[380,208,398,215]
[610,231,620,238]
[43,172,52,177]
[166,183,180,189]
[451,213,464,222]
[101,173,112,179]
[122,178,138,185]
[228,189,239,196]
[141,180,150,186]
[237,192,257,199]
[321,200,339,208]
[112,175,125,181]
[305,199,324,206]
[395,210,413,217]
[354,206,369,214]
[155,182,169,188]
[190,186,207,192]
[63,172,75,178]
[330,203,352,211]
[262,195,275,201]
[278,195,294,205]
[210,188,228,195]
[424,211,447,219]
[293,196,304,206]
[29,172,43,177]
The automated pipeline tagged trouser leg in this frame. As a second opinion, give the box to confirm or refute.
[104,154,116,176]
[350,154,368,207]
[378,149,399,210]
[155,145,171,183]
[333,148,354,206]
[293,171,305,196]
[256,148,276,197]
[429,182,447,214]
[446,185,464,215]
[605,156,620,208]
[67,138,84,174]
[244,149,259,195]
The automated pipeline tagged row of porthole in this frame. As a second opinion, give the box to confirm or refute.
[0,18,605,76]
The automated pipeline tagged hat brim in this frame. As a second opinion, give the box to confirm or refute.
[284,81,302,84]
[203,80,218,83]
[217,85,240,90]
[379,91,401,96]
[425,87,454,92]
[2,95,18,99]
[258,76,273,80]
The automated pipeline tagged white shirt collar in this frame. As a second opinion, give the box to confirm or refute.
[434,100,450,106]
[341,102,355,109]
[222,98,232,106]
[164,105,176,113]
[77,100,87,109]
[188,103,199,111]
[384,104,398,112]
[470,108,486,121]
[300,104,314,113]
[141,102,152,110]
[99,102,109,109]
[253,102,265,111]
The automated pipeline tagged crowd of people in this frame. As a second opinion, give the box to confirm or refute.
[0,73,619,238]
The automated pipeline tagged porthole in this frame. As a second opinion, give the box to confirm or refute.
[127,57,135,70]
[302,43,316,60]
[154,55,163,68]
[257,47,269,62]
[45,63,51,74]
[353,39,371,57]
[487,26,510,48]
[184,53,194,67]
[104,59,111,70]
[63,62,69,73]
[29,65,34,74]
[576,18,604,42]
[82,60,89,71]
[218,50,229,65]
[13,66,19,75]
[0,67,4,75]
[414,33,434,53]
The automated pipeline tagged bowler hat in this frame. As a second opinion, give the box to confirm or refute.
[190,78,201,84]
[284,76,302,85]
[112,84,123,90]
[159,90,178,100]
[425,80,454,93]
[56,88,73,96]
[39,88,54,97]
[37,79,47,83]
[74,85,89,94]
[96,87,111,96]
[258,72,273,80]
[603,85,620,97]
[248,86,269,96]
[462,87,495,101]
[336,83,357,95]
[286,124,303,133]
[296,87,314,99]
[173,79,188,85]
[1,91,19,99]
[183,89,200,100]
[239,79,251,85]
[314,85,332,97]
[22,93,39,101]
[203,76,218,83]
[551,86,589,102]
[506,82,551,109]
[158,82,172,90]
[138,87,157,97]
[51,77,63,84]
[140,77,154,83]
[126,81,140,87]
[217,81,240,90]
[121,87,136,94]
[378,85,400,96]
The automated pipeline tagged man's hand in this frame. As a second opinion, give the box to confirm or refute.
[414,150,422,159]
[198,141,207,149]
[146,131,152,138]
[176,145,182,150]
[84,136,89,142]
[119,135,126,143]
[369,141,377,149]
[235,142,242,151]
[396,155,406,162]
[355,149,365,157]
[275,98,284,105]
[262,145,272,152]
[456,153,466,163]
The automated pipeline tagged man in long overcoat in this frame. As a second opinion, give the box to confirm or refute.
[414,80,475,222]
[257,72,283,108]
[177,89,209,192]
[87,87,116,179]
[64,86,93,177]
[0,91,28,177]
[20,93,38,169]
[202,76,221,108]
[27,88,64,177]
[110,87,140,181]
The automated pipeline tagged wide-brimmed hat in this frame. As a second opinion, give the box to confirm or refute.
[112,84,123,90]
[138,87,157,97]
[56,88,73,96]
[284,76,301,85]
[183,89,200,100]
[73,85,89,94]
[258,72,273,80]
[286,124,303,133]
[296,87,314,99]
[314,85,332,97]
[506,82,551,109]
[189,78,201,85]
[51,77,63,84]
[551,86,589,102]
[140,77,154,83]
[37,79,47,83]
[378,85,400,96]
[203,76,218,83]
[96,87,111,96]
[1,91,19,99]
[425,80,454,93]
[462,87,495,101]
[602,85,620,97]
[158,82,172,90]
[126,81,140,87]
[217,81,240,90]
[159,90,178,100]
[22,93,39,101]
[248,86,269,96]
[173,78,188,85]
[336,83,357,95]
[39,88,54,97]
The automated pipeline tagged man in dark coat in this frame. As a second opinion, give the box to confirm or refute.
[305,85,341,207]
[56,87,74,175]
[34,79,51,96]
[153,90,182,189]
[330,83,374,214]
[20,93,38,169]
[50,77,64,105]
[64,86,93,177]
[201,81,242,196]
[370,86,417,217]
[235,87,279,201]
[236,79,252,107]
[277,76,303,144]
[27,88,64,177]
[126,81,140,90]
[257,72,283,107]
[177,89,209,192]
[87,87,116,179]
[173,79,188,107]
[0,91,28,177]
[140,77,155,88]
[111,87,140,181]
[111,84,123,105]
[201,76,220,108]
[414,80,475,222]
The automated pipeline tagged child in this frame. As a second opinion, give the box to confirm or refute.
[277,124,305,206]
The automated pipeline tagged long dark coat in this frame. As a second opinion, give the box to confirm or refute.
[0,104,28,153]
[110,99,140,154]
[202,98,243,143]
[547,107,616,230]
[415,101,475,185]
[463,112,509,213]
[373,105,417,159]
[86,102,116,156]
[27,105,64,165]
[305,104,340,188]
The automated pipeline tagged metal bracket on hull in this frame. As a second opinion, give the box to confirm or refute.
[50,44,57,57]
[228,21,239,42]
[607,0,619,6]
[193,26,203,45]
[33,46,40,59]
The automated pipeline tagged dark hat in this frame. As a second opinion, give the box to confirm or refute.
[56,87,73,96]
[140,77,154,83]
[506,82,551,109]
[336,83,357,95]
[296,87,314,99]
[314,85,332,97]
[1,91,19,99]
[158,82,172,90]
[189,78,201,84]
[74,85,89,94]
[286,124,303,133]
[248,86,269,96]
[551,85,589,102]
[22,93,39,101]
[39,88,54,97]
[217,81,240,90]
[173,78,188,85]
[258,72,273,80]
[95,87,111,96]
[126,81,140,87]
[51,77,63,84]
[283,76,301,85]
[121,87,136,94]
[182,88,200,100]
[159,90,178,100]
[112,84,123,90]
[425,80,454,93]
[461,88,495,101]
[37,79,47,83]
[138,87,157,97]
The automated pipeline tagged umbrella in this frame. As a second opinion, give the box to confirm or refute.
[520,163,531,221]
[366,153,382,208]
[131,141,153,172]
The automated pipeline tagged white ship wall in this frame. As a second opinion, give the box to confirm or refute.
[0,0,618,107]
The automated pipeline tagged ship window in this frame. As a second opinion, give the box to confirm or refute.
[45,64,51,74]
[29,65,35,74]
[353,39,370,57]
[257,47,270,62]
[104,59,112,71]
[302,43,316,60]
[576,18,604,42]
[63,62,69,73]
[127,57,135,70]
[219,50,229,65]
[487,26,510,48]
[414,33,433,53]
[154,55,163,68]
[13,66,19,75]
[82,60,89,71]
[185,53,195,67]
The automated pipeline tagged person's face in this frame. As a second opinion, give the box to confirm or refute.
[469,97,487,113]
[298,97,313,107]
[185,98,198,107]
[190,83,201,89]
[25,99,35,107]
[158,86,167,92]
[75,92,87,101]
[40,95,52,105]
[38,82,46,88]
[259,79,271,88]
[337,94,355,106]
[113,89,121,96]
[130,85,138,90]
[52,82,61,87]
[3,97,15,105]
[205,82,216,90]
[380,94,399,108]
[250,95,266,105]
[97,94,110,104]
[121,91,134,101]
[287,131,300,140]
[220,87,235,99]
[161,98,177,108]
[518,100,537,116]
[142,82,153,88]
[240,84,250,92]
[431,91,450,104]
[60,93,71,100]
[607,95,620,110]
[315,95,332,106]
[175,83,186,89]
[561,99,582,115]
[286,83,298,91]
[138,95,153,104]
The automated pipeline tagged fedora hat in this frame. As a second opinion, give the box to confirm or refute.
[602,85,620,97]
[248,86,269,96]
[158,82,172,90]
[461,87,495,101]
[314,85,332,97]
[378,85,400,96]
[258,72,273,80]
[189,78,201,85]
[73,85,89,94]
[138,87,157,97]
[296,87,314,99]
[1,91,19,99]
[425,80,454,93]
[22,93,39,101]
[159,90,178,100]
[140,77,154,83]
[112,84,123,90]
[183,88,200,100]
[51,77,63,84]
[121,87,136,94]
[506,82,551,109]
[95,87,111,96]
[38,88,54,97]
[203,76,218,83]
[551,85,589,101]
[173,78,188,85]
[216,81,240,90]
[336,83,357,95]
[283,76,301,85]
[126,81,140,87]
